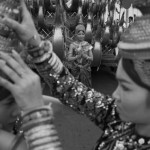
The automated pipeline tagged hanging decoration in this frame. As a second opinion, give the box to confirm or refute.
[53,0,64,60]
[25,0,149,69]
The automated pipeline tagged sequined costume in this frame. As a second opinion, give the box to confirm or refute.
[34,60,150,149]
[28,15,150,150]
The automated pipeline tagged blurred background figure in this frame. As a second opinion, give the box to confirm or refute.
[128,16,133,27]
[67,24,93,88]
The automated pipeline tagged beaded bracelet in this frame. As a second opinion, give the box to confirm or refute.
[22,117,53,131]
[31,52,52,64]
[28,41,53,58]
[27,40,53,63]
[21,105,53,122]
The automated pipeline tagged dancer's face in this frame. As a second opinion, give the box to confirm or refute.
[76,31,85,42]
[113,59,150,124]
[0,95,19,132]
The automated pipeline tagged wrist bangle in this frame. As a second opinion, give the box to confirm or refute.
[31,52,52,64]
[21,104,63,150]
[28,40,53,63]
[21,104,53,119]
[22,117,53,131]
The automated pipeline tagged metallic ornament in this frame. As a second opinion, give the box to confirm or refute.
[138,138,145,145]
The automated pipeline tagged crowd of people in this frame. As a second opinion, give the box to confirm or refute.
[0,0,150,150]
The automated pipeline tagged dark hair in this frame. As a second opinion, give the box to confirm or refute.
[129,16,133,21]
[0,86,12,101]
[122,59,150,90]
[0,71,12,101]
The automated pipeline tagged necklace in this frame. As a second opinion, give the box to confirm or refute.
[98,122,150,150]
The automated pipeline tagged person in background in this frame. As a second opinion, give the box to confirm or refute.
[67,24,93,87]
[1,0,150,150]
[128,16,134,27]
[134,14,137,21]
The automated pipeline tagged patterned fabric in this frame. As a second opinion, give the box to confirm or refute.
[34,56,150,150]
[67,41,92,87]
[53,68,150,150]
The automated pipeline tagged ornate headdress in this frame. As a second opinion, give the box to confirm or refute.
[75,15,85,34]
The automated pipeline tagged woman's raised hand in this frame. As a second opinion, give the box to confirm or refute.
[0,51,44,112]
[1,0,41,47]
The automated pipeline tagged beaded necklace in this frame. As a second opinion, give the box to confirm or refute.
[97,121,150,150]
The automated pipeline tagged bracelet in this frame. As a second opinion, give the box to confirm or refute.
[21,104,63,150]
[27,40,53,63]
[28,47,43,58]
[31,52,52,64]
[22,117,53,131]
[21,104,53,120]
[23,119,62,150]
[22,108,53,124]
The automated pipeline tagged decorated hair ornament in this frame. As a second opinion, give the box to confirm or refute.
[118,15,150,60]
[75,24,85,34]
[75,14,85,34]
[0,0,21,53]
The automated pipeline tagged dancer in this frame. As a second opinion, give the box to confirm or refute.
[1,0,150,149]
[67,24,93,87]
